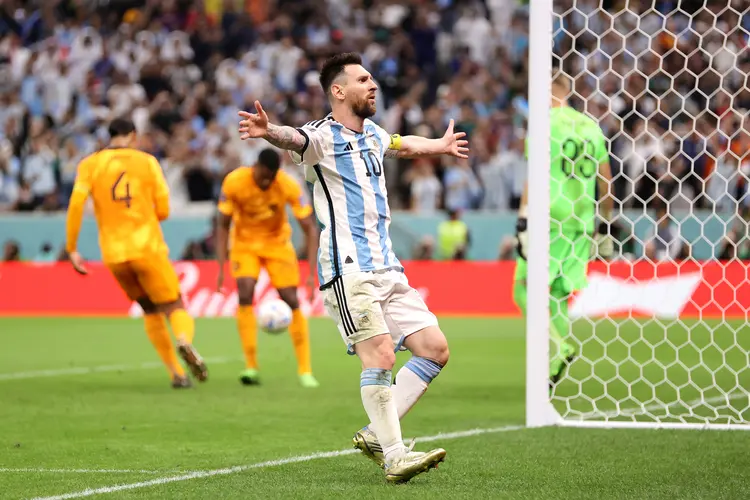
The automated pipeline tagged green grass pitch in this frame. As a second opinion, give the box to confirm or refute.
[1,316,749,499]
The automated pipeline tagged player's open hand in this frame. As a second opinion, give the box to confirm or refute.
[238,101,269,140]
[442,119,470,159]
[69,251,88,275]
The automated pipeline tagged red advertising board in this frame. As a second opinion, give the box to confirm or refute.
[0,261,747,318]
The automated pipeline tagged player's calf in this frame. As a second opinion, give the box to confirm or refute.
[235,277,261,384]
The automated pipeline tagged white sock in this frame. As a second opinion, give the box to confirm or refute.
[360,368,406,463]
[368,357,442,428]
[392,365,429,419]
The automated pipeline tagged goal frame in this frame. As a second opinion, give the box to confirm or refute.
[524,0,750,431]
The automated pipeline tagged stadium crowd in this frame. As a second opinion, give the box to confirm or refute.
[0,0,748,258]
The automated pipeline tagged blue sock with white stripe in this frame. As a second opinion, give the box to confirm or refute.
[360,368,406,462]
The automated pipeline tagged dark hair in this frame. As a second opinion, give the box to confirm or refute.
[319,52,363,96]
[108,118,136,139]
[257,148,281,172]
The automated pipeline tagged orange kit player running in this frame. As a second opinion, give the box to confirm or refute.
[216,148,319,388]
[65,118,208,389]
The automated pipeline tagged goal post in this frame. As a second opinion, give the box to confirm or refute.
[526,0,558,428]
[526,1,750,430]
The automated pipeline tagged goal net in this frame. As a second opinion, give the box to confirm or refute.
[526,0,750,429]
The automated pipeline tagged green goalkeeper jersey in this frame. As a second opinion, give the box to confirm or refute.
[528,106,609,235]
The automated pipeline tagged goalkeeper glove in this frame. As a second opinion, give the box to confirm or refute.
[592,221,614,259]
[516,215,528,260]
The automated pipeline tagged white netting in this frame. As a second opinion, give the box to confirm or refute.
[548,0,750,425]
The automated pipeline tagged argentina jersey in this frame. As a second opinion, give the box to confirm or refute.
[290,114,403,289]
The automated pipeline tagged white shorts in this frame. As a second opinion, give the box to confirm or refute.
[322,269,438,355]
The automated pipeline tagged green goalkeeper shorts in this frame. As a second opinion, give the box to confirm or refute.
[514,231,592,294]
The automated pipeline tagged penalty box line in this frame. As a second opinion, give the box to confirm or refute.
[31,425,526,500]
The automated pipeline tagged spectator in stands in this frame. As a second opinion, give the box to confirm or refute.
[22,132,58,210]
[707,152,743,213]
[479,134,525,210]
[181,217,218,261]
[0,0,744,230]
[0,138,19,211]
[32,242,56,263]
[408,158,442,213]
[437,209,470,260]
[716,222,750,261]
[412,235,435,261]
[644,204,685,262]
[443,157,482,211]
[2,240,20,261]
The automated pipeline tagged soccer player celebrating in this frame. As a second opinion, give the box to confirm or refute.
[513,70,614,390]
[237,52,468,483]
[215,148,320,388]
[65,118,208,389]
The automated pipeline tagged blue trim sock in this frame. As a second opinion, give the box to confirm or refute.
[403,356,443,384]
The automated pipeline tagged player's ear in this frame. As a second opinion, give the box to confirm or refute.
[331,83,345,101]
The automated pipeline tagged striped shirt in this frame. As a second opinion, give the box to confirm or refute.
[290,114,403,288]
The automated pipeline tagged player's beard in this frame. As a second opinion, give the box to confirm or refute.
[352,96,376,119]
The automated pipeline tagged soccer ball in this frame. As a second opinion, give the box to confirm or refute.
[257,299,293,334]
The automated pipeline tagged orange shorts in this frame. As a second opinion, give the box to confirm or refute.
[231,243,300,289]
[107,253,181,304]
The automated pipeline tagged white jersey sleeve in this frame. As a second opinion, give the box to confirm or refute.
[289,119,332,166]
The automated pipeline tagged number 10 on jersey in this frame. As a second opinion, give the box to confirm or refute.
[360,150,383,177]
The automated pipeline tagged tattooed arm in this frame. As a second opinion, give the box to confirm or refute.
[238,101,323,164]
[263,124,307,154]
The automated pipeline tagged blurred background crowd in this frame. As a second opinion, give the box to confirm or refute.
[0,0,749,260]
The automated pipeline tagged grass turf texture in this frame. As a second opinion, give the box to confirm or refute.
[0,317,748,499]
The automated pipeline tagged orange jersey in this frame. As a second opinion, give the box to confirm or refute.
[67,147,170,263]
[217,167,312,252]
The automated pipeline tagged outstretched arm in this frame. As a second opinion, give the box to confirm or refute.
[385,119,469,159]
[238,101,306,154]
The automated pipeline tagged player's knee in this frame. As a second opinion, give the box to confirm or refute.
[428,336,450,367]
[356,335,396,370]
[405,326,449,367]
[375,348,397,370]
[137,297,158,314]
[158,298,183,315]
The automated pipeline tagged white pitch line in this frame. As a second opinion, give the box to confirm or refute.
[0,357,239,382]
[0,468,197,475]
[30,425,525,500]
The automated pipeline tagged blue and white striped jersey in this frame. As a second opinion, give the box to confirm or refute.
[290,114,403,289]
